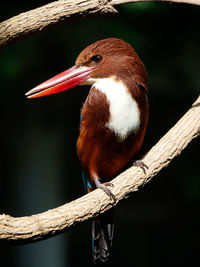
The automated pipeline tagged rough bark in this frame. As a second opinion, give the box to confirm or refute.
[0,95,199,243]
[111,0,200,5]
[0,0,117,50]
[0,0,200,50]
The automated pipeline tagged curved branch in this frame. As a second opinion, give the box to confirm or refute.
[0,95,199,243]
[0,0,117,50]
[111,0,200,5]
[0,0,200,50]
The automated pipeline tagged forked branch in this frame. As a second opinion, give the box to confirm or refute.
[0,95,199,243]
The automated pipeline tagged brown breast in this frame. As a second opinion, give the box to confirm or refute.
[76,83,148,185]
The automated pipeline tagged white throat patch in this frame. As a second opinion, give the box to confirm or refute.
[92,77,140,140]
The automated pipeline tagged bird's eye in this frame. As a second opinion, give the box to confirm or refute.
[91,55,103,64]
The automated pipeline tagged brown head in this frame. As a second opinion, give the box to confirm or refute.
[26,38,147,98]
[76,38,147,91]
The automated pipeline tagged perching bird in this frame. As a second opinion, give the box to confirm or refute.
[26,38,149,263]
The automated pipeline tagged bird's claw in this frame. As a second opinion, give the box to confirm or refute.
[93,177,115,201]
[132,160,148,174]
[104,182,114,187]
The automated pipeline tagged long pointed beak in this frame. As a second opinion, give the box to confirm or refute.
[25,65,95,98]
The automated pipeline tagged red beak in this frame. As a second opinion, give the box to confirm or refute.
[25,65,95,98]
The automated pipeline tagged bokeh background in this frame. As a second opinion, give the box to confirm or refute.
[0,2,199,267]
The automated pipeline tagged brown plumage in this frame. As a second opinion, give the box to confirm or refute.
[26,38,149,263]
[76,38,149,262]
[76,38,148,187]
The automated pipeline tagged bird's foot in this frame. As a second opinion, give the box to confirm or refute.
[93,177,115,201]
[132,160,148,174]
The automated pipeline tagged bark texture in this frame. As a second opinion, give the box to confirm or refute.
[0,0,117,49]
[1,0,200,49]
[0,95,199,243]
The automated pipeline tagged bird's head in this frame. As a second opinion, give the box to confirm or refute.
[26,38,147,98]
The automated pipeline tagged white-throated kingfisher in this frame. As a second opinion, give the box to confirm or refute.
[26,38,149,263]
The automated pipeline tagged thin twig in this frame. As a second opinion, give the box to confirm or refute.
[111,0,200,6]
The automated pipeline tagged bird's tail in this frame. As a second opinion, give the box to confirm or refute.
[92,211,114,263]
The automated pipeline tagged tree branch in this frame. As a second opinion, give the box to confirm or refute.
[111,0,200,6]
[0,0,200,50]
[0,95,199,243]
[0,0,117,50]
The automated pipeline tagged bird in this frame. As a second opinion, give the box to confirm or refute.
[26,38,149,263]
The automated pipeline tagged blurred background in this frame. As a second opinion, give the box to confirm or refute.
[0,2,200,267]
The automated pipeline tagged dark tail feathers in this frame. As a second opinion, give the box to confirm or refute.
[92,211,114,263]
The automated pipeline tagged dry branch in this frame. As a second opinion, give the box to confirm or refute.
[111,0,200,5]
[0,95,199,243]
[0,0,200,50]
[0,0,117,50]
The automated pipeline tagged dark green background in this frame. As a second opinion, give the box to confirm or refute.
[1,2,199,267]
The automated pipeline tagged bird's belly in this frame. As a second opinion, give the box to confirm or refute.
[76,81,148,184]
[77,127,143,183]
